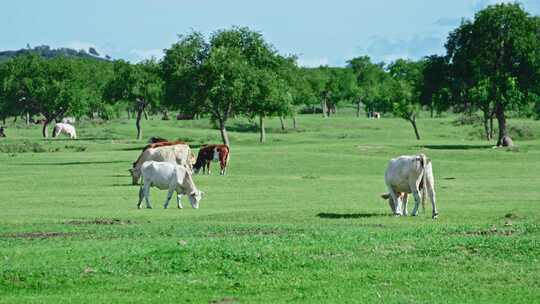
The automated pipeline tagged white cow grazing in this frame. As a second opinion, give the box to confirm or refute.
[382,153,438,219]
[61,117,76,124]
[138,161,204,209]
[130,144,193,185]
[52,123,77,139]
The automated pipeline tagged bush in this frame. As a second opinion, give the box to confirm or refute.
[299,106,323,114]
[453,113,483,126]
[467,124,537,141]
[0,141,47,153]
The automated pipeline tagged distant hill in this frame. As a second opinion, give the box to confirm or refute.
[0,45,112,63]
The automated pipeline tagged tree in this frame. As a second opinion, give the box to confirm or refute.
[446,3,540,146]
[104,59,163,140]
[245,69,292,142]
[387,59,426,140]
[420,55,451,117]
[162,27,288,146]
[347,56,387,117]
[1,54,91,137]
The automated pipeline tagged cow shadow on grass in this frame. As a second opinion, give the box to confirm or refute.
[317,212,390,219]
[421,144,492,150]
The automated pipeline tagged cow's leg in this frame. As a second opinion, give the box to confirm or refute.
[387,197,396,214]
[137,186,144,209]
[428,186,438,219]
[387,186,402,216]
[206,162,211,175]
[220,161,225,175]
[176,194,183,209]
[402,193,409,216]
[411,189,422,216]
[163,188,174,209]
[143,184,152,209]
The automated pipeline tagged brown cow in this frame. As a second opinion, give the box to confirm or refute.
[193,144,230,175]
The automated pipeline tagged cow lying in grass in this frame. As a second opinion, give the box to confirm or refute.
[193,144,230,175]
[52,123,77,139]
[381,153,438,219]
[138,161,204,209]
[130,142,194,185]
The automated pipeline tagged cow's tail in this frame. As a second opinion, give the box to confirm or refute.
[420,154,428,213]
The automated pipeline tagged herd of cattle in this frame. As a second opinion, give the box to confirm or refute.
[0,120,439,218]
[128,137,438,218]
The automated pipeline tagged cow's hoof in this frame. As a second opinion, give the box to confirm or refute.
[432,214,439,219]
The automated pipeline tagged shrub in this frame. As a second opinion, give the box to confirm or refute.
[0,141,47,153]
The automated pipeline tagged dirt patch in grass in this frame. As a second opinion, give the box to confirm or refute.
[0,231,78,239]
[65,218,136,225]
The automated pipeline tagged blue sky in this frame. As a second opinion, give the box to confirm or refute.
[1,0,538,66]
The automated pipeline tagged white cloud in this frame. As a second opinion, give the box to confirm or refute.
[364,35,445,63]
[296,56,329,68]
[129,48,164,62]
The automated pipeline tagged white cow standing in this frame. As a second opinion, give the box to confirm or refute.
[138,161,204,209]
[130,144,193,185]
[382,153,438,219]
[52,123,77,139]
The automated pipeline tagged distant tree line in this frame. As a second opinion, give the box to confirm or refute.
[0,3,539,146]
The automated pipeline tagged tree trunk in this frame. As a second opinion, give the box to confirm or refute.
[489,114,494,141]
[495,102,512,147]
[218,118,230,147]
[293,116,297,129]
[321,100,328,118]
[13,117,17,123]
[356,101,361,118]
[279,116,285,131]
[430,105,434,118]
[135,109,143,140]
[127,109,131,120]
[483,116,490,141]
[259,116,266,143]
[42,119,51,138]
[26,112,30,125]
[409,118,421,140]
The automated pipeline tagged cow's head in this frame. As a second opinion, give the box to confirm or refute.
[188,189,204,209]
[129,164,141,185]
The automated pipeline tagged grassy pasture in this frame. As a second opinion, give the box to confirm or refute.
[0,111,539,303]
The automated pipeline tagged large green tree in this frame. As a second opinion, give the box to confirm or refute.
[446,3,540,146]
[162,27,290,146]
[387,59,426,140]
[1,54,91,137]
[347,56,387,117]
[104,59,163,140]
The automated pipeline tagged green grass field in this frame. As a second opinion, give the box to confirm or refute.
[1,111,539,303]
